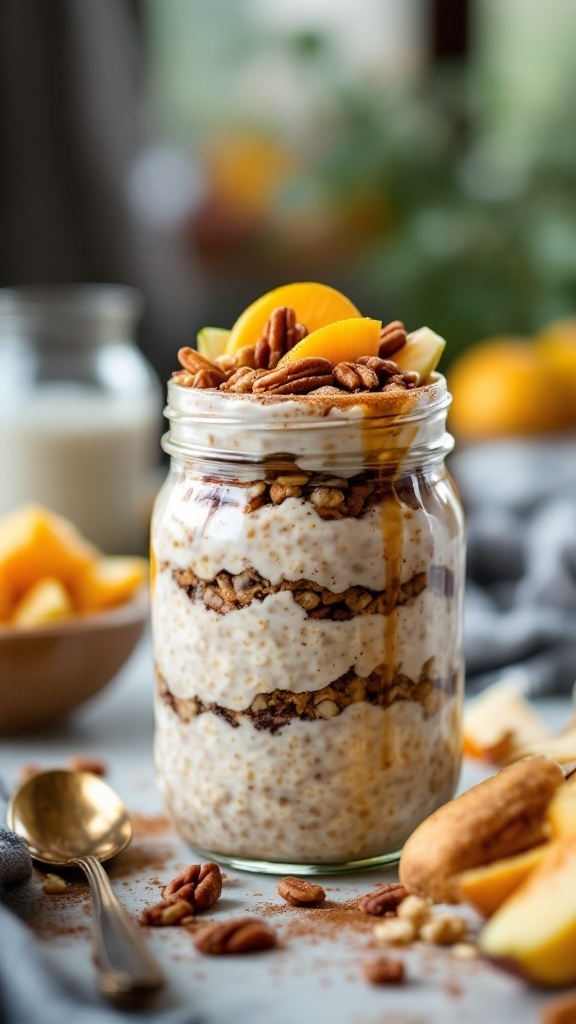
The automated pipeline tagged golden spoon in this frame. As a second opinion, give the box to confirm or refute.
[8,769,165,1007]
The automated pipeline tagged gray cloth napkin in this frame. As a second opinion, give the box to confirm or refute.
[0,783,199,1024]
[451,437,576,696]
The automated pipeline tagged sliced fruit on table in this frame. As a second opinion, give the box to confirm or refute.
[463,681,552,765]
[279,317,381,366]
[546,776,576,839]
[197,327,230,361]
[511,726,576,765]
[225,281,361,354]
[480,833,576,986]
[454,845,549,918]
[74,556,148,613]
[399,755,564,903]
[0,504,98,600]
[0,571,12,621]
[12,577,74,627]
[393,327,446,382]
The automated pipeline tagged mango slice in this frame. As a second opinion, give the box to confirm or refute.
[480,834,576,986]
[74,557,148,613]
[0,504,98,600]
[225,282,361,354]
[197,327,230,361]
[455,845,549,917]
[463,682,552,765]
[12,577,74,627]
[279,317,381,366]
[393,327,446,381]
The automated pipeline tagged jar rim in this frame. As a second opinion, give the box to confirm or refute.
[163,374,454,470]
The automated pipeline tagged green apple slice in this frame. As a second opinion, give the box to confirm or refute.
[197,327,230,361]
[394,327,446,382]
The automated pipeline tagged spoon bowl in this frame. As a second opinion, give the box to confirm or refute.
[8,769,132,865]
[8,769,164,1006]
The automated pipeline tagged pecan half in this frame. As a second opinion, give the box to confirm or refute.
[356,356,400,384]
[358,882,408,916]
[255,307,308,369]
[140,899,194,927]
[253,357,334,395]
[193,368,226,389]
[362,955,405,985]
[162,861,222,913]
[177,346,219,374]
[333,361,379,392]
[277,877,326,907]
[378,321,407,359]
[194,917,277,955]
[220,367,263,393]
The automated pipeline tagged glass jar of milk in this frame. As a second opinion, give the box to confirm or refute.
[0,286,162,552]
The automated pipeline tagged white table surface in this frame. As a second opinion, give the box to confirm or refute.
[0,631,571,1024]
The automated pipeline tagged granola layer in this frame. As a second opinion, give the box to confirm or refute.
[157,658,455,734]
[171,565,453,619]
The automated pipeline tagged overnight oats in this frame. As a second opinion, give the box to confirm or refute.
[151,283,465,871]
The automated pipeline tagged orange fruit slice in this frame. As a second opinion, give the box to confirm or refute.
[279,317,381,365]
[225,282,361,354]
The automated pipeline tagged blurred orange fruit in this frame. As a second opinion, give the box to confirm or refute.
[226,282,361,355]
[279,317,381,366]
[448,337,576,439]
[535,318,576,398]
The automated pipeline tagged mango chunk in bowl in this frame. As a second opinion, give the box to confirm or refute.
[0,504,148,734]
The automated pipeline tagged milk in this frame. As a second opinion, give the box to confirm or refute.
[0,384,162,552]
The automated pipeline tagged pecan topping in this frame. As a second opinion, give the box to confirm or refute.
[253,357,334,395]
[192,368,226,389]
[162,861,222,913]
[362,955,405,985]
[356,356,400,383]
[333,361,379,392]
[255,307,308,369]
[277,877,326,907]
[140,899,194,927]
[220,367,264,393]
[378,320,407,359]
[358,882,408,916]
[176,347,226,388]
[194,917,278,955]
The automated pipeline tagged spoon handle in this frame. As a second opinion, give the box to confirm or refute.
[72,855,164,1006]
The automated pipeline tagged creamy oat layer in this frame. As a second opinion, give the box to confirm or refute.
[155,696,462,863]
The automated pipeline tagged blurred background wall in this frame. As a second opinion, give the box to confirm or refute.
[2,0,576,388]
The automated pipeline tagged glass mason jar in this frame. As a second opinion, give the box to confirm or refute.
[0,285,162,552]
[152,375,465,873]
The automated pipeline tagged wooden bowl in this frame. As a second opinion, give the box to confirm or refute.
[0,589,148,734]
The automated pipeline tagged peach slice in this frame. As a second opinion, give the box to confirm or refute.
[454,845,549,918]
[279,317,381,366]
[225,282,361,354]
[74,557,148,613]
[0,504,98,600]
[463,682,552,765]
[480,834,576,986]
[12,577,74,627]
